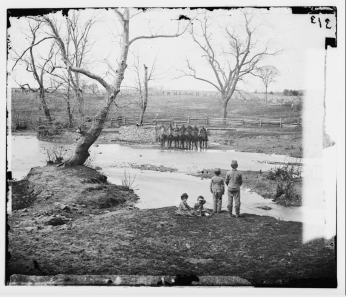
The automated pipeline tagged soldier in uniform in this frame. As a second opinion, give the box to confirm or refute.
[180,124,186,134]
[210,168,225,214]
[225,160,243,217]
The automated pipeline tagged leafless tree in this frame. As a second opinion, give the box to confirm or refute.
[64,11,97,117]
[45,11,98,127]
[12,20,57,122]
[255,65,279,104]
[41,8,191,165]
[178,12,281,118]
[128,53,158,125]
[88,83,100,96]
[49,71,75,127]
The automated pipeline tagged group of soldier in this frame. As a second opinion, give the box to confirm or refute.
[156,124,208,150]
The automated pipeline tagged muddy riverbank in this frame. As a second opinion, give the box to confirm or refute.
[10,125,302,157]
[7,165,335,287]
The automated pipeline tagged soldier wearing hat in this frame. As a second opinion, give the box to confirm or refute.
[210,168,225,214]
[225,160,243,217]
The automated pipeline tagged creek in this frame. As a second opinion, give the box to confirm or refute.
[9,135,326,239]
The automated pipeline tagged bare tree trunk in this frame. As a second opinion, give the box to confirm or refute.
[68,70,84,117]
[265,86,268,104]
[222,100,228,119]
[76,90,84,116]
[66,91,73,127]
[40,89,52,122]
[139,64,148,125]
[66,14,129,165]
[74,74,84,116]
[67,98,111,165]
[66,79,73,127]
[67,101,73,127]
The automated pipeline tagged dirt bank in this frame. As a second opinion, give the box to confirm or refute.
[7,165,335,287]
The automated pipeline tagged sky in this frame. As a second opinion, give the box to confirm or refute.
[7,7,336,93]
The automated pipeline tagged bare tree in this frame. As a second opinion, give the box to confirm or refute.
[255,65,279,104]
[45,12,98,127]
[178,12,280,118]
[128,53,158,125]
[49,71,75,127]
[41,9,191,165]
[64,11,97,117]
[12,20,57,122]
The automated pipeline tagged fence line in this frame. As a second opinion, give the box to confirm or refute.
[107,116,301,128]
[13,115,301,130]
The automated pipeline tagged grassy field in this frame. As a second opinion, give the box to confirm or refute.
[10,90,303,157]
[10,91,302,127]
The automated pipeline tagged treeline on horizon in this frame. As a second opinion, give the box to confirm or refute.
[12,85,304,97]
[254,89,304,96]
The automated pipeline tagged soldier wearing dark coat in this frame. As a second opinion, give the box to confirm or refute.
[225,160,243,217]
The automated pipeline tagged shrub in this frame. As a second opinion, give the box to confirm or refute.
[45,144,71,164]
[274,181,301,205]
[267,159,302,205]
[12,115,28,130]
[266,160,302,181]
[266,170,277,180]
[37,125,51,138]
[122,170,137,190]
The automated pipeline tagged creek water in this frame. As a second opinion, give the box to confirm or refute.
[9,135,327,240]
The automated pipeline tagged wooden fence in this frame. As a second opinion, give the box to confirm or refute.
[108,116,301,128]
[13,116,301,131]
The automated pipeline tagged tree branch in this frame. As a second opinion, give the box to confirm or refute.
[43,16,111,91]
[11,36,54,71]
[129,18,192,45]
[176,60,221,92]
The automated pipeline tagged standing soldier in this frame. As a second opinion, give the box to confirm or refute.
[225,160,243,217]
[210,168,225,214]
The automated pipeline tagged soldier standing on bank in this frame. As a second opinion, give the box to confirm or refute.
[225,160,243,217]
[210,168,225,214]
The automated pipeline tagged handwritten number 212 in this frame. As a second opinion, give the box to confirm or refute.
[311,16,332,29]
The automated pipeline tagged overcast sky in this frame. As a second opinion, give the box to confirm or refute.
[7,7,336,93]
